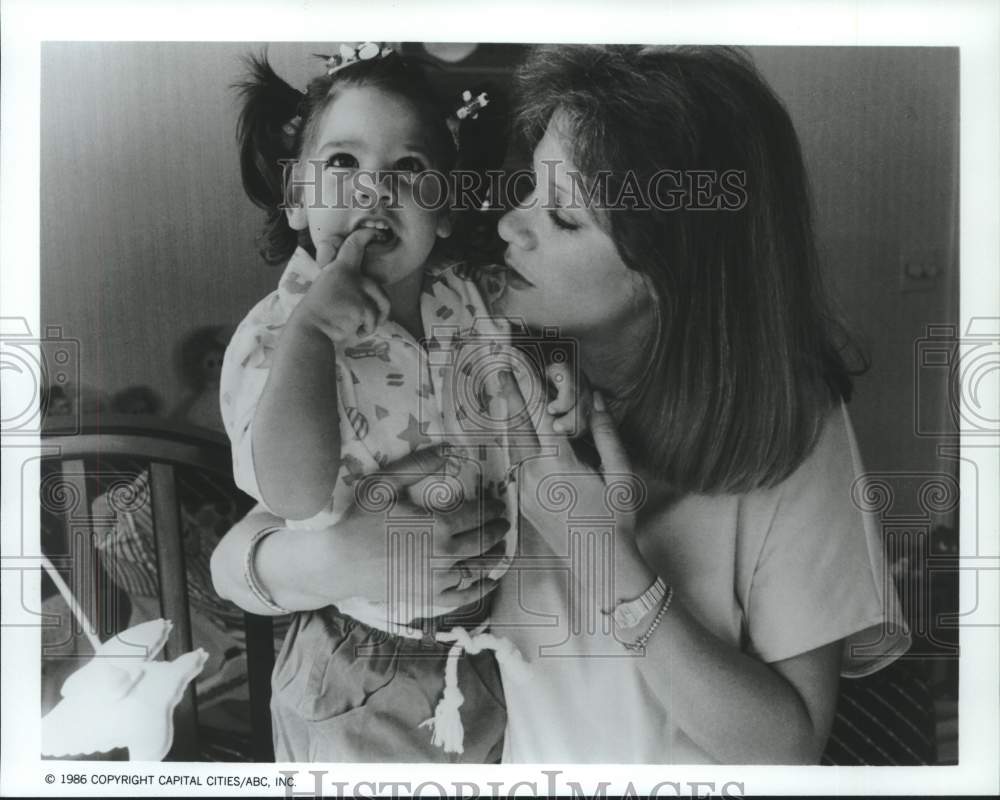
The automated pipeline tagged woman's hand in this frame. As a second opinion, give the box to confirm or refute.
[497,379,840,763]
[503,378,657,600]
[211,446,510,616]
[543,360,593,438]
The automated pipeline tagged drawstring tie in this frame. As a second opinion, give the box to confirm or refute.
[418,624,530,754]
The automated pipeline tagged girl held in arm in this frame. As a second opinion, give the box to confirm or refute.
[219,45,575,762]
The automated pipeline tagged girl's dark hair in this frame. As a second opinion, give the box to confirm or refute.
[515,45,866,494]
[234,48,503,265]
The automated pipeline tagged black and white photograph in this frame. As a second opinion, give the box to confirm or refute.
[1,0,998,796]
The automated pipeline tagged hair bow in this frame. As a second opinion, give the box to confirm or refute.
[326,42,394,76]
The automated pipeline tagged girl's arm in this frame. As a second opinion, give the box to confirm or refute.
[250,230,389,519]
[251,317,342,519]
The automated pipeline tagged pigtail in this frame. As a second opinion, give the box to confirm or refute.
[233,52,306,265]
[452,83,509,178]
[448,83,511,266]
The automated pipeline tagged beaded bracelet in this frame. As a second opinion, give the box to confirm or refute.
[244,527,292,614]
[622,584,674,652]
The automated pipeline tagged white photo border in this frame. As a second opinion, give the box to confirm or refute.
[2,0,997,795]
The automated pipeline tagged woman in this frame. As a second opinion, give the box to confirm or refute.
[212,44,908,764]
[483,45,909,764]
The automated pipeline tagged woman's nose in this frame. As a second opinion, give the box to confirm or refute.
[498,206,536,251]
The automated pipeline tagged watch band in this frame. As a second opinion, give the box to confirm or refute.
[604,576,667,630]
[623,584,675,652]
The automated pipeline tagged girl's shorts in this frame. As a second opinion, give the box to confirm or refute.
[271,604,507,762]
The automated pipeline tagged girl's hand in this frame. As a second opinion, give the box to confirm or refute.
[296,229,391,343]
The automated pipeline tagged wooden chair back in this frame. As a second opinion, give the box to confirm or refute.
[41,414,275,761]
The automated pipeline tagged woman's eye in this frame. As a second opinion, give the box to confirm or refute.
[325,152,358,170]
[548,209,579,232]
[394,156,426,174]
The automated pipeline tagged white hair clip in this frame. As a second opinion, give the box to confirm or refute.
[325,42,394,76]
[447,90,491,149]
[456,90,489,120]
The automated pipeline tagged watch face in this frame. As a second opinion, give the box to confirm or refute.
[617,606,642,629]
[611,578,667,630]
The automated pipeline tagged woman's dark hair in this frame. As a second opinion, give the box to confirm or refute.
[234,48,503,265]
[515,45,865,494]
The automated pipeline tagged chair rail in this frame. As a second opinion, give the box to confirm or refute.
[42,415,232,477]
[40,414,275,761]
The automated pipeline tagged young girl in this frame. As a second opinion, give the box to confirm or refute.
[220,45,563,762]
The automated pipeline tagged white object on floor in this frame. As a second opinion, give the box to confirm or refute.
[42,619,207,760]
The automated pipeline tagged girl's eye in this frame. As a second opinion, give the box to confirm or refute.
[325,152,358,170]
[548,209,579,232]
[394,156,426,174]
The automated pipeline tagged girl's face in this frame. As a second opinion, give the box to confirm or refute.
[495,113,650,336]
[287,86,450,285]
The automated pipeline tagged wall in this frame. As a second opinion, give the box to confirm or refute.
[40,43,959,483]
[40,42,358,413]
[750,47,959,482]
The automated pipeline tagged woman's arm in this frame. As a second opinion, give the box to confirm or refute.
[614,549,841,763]
[517,392,841,764]
[210,506,342,614]
[211,449,512,617]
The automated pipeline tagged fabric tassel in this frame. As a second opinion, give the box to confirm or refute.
[419,641,466,754]
[419,625,532,754]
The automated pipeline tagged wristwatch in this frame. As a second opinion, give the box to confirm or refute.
[604,577,668,630]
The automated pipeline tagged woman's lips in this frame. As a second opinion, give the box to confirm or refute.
[501,255,535,289]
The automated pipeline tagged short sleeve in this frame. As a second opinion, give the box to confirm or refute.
[743,404,911,677]
[219,294,285,510]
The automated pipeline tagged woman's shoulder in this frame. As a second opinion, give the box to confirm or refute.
[702,401,873,603]
[653,404,861,552]
[737,402,860,523]
[767,402,859,502]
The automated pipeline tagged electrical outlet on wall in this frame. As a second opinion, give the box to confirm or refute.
[899,248,945,293]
